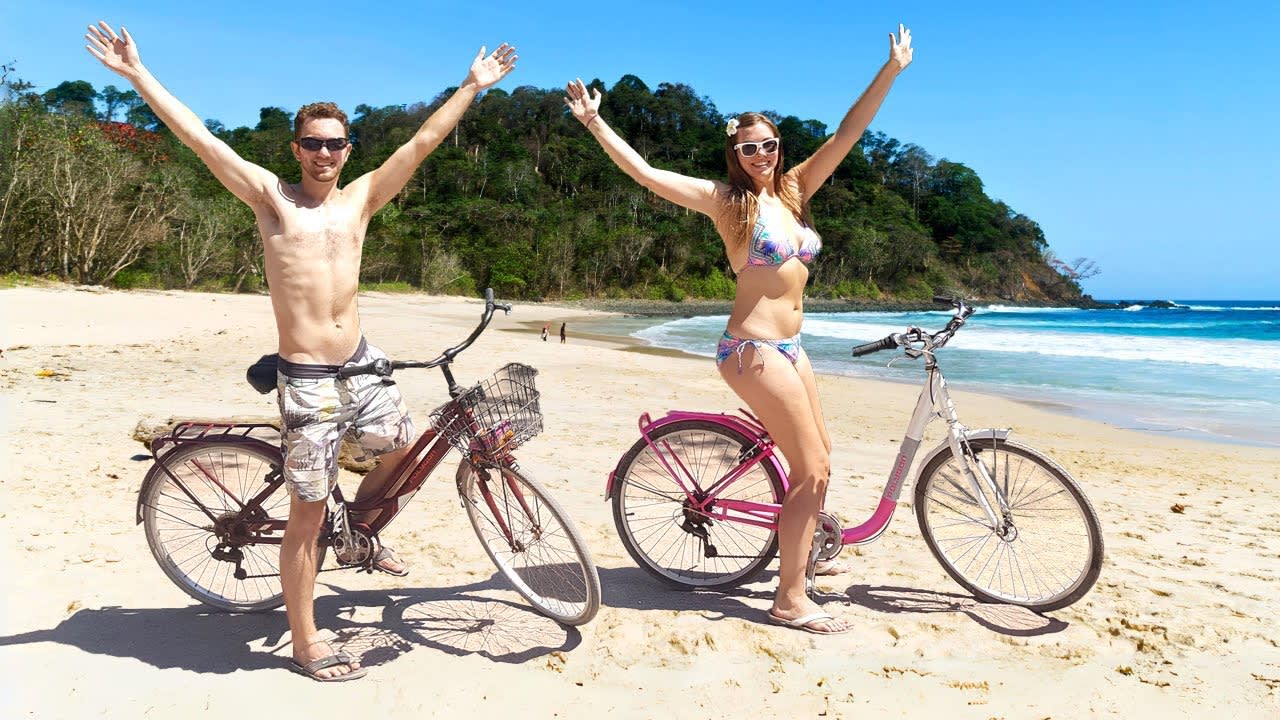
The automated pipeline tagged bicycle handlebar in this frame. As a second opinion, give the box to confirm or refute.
[851,335,901,357]
[850,297,976,358]
[336,288,509,379]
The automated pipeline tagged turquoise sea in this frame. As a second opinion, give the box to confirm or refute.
[583,301,1280,447]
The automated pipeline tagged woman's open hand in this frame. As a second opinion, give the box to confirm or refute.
[85,21,142,78]
[563,78,602,127]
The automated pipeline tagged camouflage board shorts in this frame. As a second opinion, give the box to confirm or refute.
[277,338,414,502]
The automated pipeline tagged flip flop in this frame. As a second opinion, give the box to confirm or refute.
[371,545,409,577]
[290,652,368,682]
[765,610,851,635]
[814,559,850,576]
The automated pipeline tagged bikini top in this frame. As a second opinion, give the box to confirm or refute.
[738,210,822,271]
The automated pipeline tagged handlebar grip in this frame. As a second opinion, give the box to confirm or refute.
[484,287,494,304]
[336,362,374,379]
[933,295,956,306]
[851,335,899,357]
[336,358,392,379]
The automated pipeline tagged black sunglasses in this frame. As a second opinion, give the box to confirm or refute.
[297,136,350,152]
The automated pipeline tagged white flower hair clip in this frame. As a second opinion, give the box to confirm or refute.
[725,118,739,137]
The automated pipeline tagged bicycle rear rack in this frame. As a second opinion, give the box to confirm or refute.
[151,421,281,458]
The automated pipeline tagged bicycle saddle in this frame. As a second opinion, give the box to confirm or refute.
[246,354,279,394]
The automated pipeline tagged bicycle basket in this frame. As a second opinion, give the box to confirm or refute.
[429,363,543,454]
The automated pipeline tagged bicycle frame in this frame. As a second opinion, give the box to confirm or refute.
[137,378,529,565]
[608,363,1013,549]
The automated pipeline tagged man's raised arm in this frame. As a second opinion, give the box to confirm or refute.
[354,44,517,216]
[85,21,277,209]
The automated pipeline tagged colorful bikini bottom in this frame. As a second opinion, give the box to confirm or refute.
[715,330,801,373]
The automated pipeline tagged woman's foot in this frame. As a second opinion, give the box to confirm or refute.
[813,558,850,576]
[767,601,851,634]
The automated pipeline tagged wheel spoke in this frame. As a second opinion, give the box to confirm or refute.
[143,443,297,612]
[917,440,1101,610]
[462,465,599,626]
[613,422,781,588]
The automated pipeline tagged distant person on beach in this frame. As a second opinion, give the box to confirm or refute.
[541,324,549,341]
[565,25,913,635]
[559,322,566,344]
[86,20,516,680]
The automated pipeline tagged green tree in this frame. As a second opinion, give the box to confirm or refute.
[43,80,98,117]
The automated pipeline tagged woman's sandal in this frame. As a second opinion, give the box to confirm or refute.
[765,610,850,635]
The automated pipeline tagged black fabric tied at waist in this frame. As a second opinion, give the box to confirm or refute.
[278,337,368,378]
[245,337,368,393]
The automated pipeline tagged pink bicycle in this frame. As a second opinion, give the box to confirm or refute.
[605,298,1103,612]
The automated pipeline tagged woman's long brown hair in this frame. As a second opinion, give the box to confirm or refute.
[719,112,813,251]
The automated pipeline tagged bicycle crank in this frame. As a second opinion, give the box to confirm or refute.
[813,511,844,562]
[332,526,375,567]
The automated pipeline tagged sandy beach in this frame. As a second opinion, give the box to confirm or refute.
[1,285,1277,719]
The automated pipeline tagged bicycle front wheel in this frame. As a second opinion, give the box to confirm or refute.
[610,420,785,590]
[141,442,321,612]
[457,461,600,626]
[915,437,1103,612]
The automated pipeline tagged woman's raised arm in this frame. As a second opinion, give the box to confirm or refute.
[790,24,914,202]
[564,79,723,217]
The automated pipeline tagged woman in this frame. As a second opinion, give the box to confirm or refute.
[564,25,913,634]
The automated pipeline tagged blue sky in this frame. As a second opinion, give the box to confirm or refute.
[3,1,1277,299]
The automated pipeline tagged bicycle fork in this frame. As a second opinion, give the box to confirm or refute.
[933,371,1013,535]
[458,461,539,552]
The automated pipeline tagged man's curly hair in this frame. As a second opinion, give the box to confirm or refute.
[293,102,349,140]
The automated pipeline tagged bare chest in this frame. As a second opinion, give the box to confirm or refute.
[262,199,366,262]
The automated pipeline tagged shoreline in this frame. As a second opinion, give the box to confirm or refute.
[3,284,1269,449]
[558,311,1279,451]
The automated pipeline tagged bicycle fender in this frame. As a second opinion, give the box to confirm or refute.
[913,428,1012,489]
[605,410,785,499]
[134,437,282,524]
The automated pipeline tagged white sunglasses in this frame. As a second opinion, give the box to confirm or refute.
[733,137,780,157]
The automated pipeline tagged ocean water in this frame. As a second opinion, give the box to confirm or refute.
[585,301,1280,447]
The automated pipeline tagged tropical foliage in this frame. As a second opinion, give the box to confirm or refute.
[0,63,1092,302]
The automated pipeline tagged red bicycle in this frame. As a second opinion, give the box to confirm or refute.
[135,290,601,626]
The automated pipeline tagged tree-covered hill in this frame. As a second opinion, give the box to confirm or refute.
[1,65,1097,303]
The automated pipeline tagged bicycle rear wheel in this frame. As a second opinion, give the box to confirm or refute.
[610,420,785,590]
[457,461,600,626]
[915,437,1103,612]
[141,442,320,612]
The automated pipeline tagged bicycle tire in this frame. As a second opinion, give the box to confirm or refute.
[610,419,785,590]
[141,441,324,612]
[914,437,1103,612]
[457,461,600,626]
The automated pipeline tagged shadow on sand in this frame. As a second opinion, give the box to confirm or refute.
[1,568,1066,675]
[0,574,583,674]
[596,566,1068,637]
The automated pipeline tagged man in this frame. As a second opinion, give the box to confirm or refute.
[86,21,516,681]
